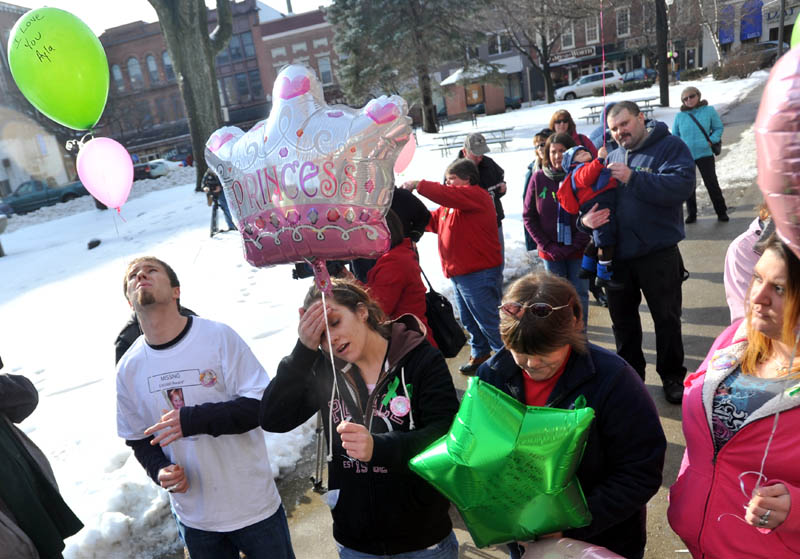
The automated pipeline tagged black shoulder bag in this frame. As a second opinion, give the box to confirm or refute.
[420,268,467,358]
[686,112,722,156]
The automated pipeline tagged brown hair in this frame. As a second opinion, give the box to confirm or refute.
[549,110,576,135]
[445,159,480,186]
[124,256,181,310]
[741,235,800,376]
[304,278,391,338]
[500,273,587,356]
[607,101,641,120]
[543,133,577,169]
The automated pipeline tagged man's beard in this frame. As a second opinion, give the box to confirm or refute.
[135,290,156,307]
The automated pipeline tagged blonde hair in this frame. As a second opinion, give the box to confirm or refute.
[741,236,800,376]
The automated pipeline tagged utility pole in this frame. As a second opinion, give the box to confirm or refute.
[655,0,670,106]
[779,0,786,57]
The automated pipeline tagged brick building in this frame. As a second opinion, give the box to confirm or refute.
[259,9,343,103]
[97,0,281,162]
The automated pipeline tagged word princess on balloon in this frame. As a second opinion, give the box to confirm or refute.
[205,64,412,269]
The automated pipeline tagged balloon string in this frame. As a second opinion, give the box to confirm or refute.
[600,0,607,151]
[116,208,126,223]
[320,289,340,462]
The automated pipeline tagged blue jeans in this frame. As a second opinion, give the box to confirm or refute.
[176,505,295,559]
[216,192,236,229]
[336,531,458,559]
[542,258,589,325]
[451,266,504,358]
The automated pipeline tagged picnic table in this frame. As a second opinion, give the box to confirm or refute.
[580,95,661,125]
[433,127,515,157]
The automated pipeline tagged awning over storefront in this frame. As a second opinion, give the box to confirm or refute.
[740,0,763,41]
[719,5,735,44]
[549,54,599,68]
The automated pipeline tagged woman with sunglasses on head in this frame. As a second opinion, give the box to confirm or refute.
[672,86,728,223]
[668,234,800,559]
[523,133,592,323]
[477,272,666,559]
[259,279,460,559]
[522,128,552,254]
[549,110,597,158]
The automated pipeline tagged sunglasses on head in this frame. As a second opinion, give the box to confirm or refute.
[499,301,570,319]
[682,93,697,103]
[554,119,570,125]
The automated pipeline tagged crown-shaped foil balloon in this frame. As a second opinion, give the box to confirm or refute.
[205,64,412,289]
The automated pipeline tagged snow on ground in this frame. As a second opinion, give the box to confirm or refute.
[0,72,766,558]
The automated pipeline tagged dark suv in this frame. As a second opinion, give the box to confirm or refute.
[622,68,657,82]
[133,163,152,181]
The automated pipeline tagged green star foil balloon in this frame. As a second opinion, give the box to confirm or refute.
[7,7,109,130]
[410,377,594,548]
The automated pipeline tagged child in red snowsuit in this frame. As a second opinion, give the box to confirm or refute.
[556,145,621,288]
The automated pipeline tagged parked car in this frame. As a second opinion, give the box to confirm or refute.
[0,179,89,215]
[505,96,522,110]
[133,163,152,181]
[622,68,657,82]
[468,103,486,114]
[555,70,623,100]
[0,200,14,217]
[746,40,790,68]
[149,158,183,172]
[146,160,170,178]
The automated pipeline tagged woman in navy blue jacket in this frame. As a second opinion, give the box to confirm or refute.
[477,272,666,559]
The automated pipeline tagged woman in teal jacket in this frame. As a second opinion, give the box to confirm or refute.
[672,86,728,223]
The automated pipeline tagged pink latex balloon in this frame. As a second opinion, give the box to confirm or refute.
[76,137,133,210]
[522,537,624,559]
[755,45,800,260]
[394,133,416,173]
[205,64,411,270]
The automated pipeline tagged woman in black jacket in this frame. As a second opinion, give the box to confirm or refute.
[259,280,459,558]
[477,273,666,559]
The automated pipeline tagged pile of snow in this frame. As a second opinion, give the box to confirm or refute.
[0,72,765,558]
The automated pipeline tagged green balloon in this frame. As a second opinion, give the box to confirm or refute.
[792,14,800,49]
[409,378,594,548]
[7,7,109,130]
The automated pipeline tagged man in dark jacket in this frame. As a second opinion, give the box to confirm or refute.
[593,101,695,404]
[458,133,506,267]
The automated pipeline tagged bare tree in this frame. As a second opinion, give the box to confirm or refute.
[327,0,484,133]
[477,0,599,103]
[147,0,232,190]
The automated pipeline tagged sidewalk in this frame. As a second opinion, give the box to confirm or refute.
[277,83,765,559]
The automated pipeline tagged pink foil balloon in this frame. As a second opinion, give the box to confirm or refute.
[394,133,416,173]
[522,538,624,559]
[755,45,800,260]
[76,137,133,210]
[205,64,411,270]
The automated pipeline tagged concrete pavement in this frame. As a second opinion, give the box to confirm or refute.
[276,83,765,559]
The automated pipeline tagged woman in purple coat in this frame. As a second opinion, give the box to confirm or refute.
[523,132,591,322]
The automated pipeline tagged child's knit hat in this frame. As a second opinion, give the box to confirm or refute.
[560,145,589,172]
